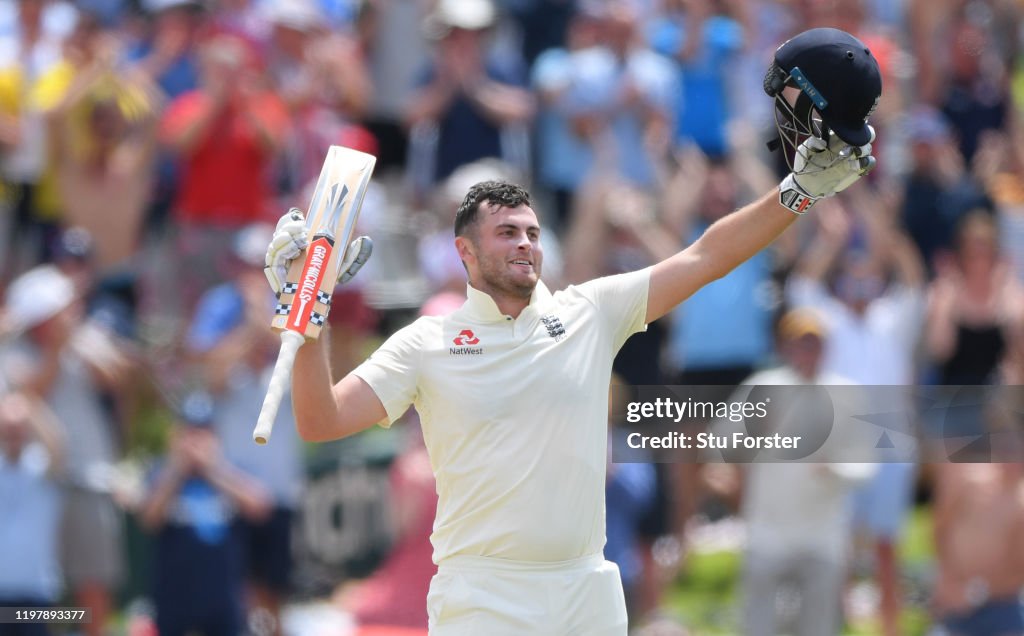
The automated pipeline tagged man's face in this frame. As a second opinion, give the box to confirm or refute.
[456,203,543,299]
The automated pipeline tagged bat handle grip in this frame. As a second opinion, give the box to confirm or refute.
[253,330,306,445]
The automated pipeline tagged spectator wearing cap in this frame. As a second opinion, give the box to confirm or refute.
[0,390,64,636]
[139,391,271,636]
[157,31,290,317]
[0,264,131,636]
[185,224,303,636]
[404,0,534,193]
[786,189,926,636]
[709,308,875,636]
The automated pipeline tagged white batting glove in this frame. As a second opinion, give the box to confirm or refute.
[338,236,373,284]
[264,208,374,294]
[265,208,309,294]
[779,126,876,214]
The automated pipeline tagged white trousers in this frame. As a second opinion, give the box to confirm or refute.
[427,553,628,635]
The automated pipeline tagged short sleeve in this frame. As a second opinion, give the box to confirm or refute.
[575,268,651,352]
[350,319,428,427]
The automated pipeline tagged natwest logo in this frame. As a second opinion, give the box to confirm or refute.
[452,329,480,346]
[450,329,483,355]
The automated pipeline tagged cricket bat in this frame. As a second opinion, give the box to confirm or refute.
[253,146,377,444]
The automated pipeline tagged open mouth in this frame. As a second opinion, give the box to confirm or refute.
[505,258,532,272]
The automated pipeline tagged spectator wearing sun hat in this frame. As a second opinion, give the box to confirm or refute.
[709,308,875,636]
[405,0,534,191]
[0,264,130,636]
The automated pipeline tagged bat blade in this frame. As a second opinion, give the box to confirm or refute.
[274,148,375,339]
[254,146,377,444]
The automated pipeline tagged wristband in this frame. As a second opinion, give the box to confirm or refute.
[779,174,818,215]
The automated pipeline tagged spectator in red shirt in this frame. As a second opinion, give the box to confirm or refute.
[157,32,289,319]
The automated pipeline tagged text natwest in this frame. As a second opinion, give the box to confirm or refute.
[452,329,480,346]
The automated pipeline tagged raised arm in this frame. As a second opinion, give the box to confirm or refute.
[925,269,960,363]
[264,212,389,443]
[646,130,876,323]
[647,188,797,322]
[792,198,850,283]
[852,183,926,289]
[660,145,710,237]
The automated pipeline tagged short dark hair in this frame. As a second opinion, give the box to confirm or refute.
[454,181,532,237]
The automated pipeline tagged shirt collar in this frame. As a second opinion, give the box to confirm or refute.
[463,280,552,323]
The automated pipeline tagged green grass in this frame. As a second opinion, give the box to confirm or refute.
[663,507,935,635]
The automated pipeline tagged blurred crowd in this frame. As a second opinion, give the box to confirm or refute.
[3,0,1024,634]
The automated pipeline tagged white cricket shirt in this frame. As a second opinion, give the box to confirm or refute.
[352,269,650,564]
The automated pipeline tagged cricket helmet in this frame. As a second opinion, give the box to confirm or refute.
[764,28,882,166]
